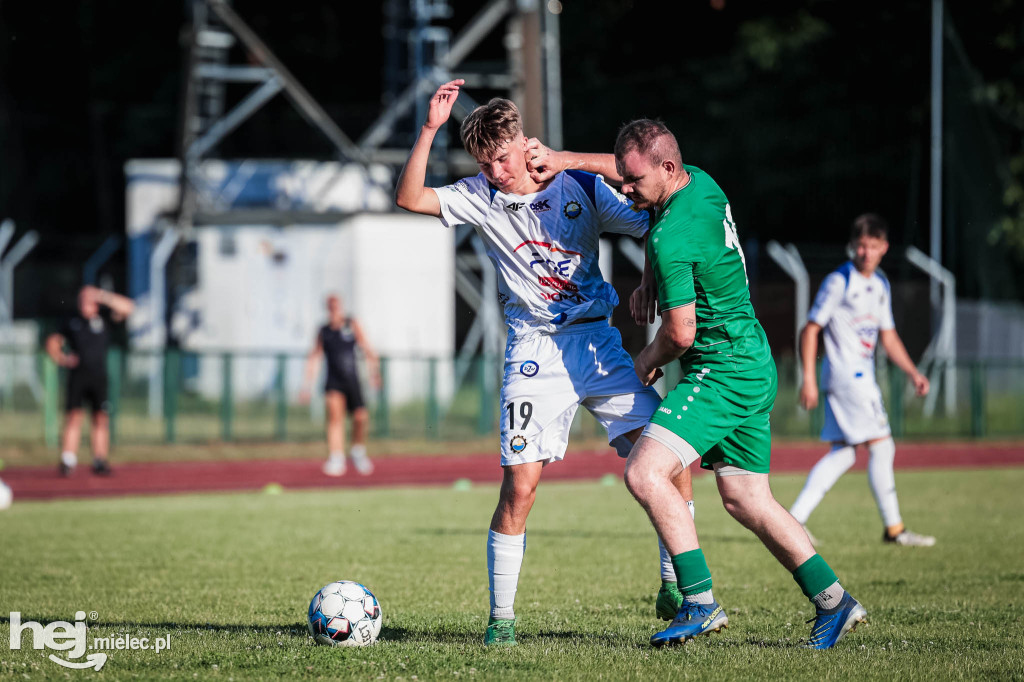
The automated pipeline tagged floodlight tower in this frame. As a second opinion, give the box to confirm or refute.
[372,0,565,376]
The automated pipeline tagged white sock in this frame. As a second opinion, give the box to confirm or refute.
[487,529,525,621]
[658,500,696,582]
[789,445,856,523]
[868,437,902,528]
[658,539,675,582]
[328,451,345,461]
[811,580,846,610]
[684,589,715,605]
[350,444,367,460]
[61,451,77,467]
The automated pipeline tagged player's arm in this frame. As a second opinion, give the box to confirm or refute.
[879,328,930,396]
[629,233,658,325]
[525,138,621,184]
[798,322,823,410]
[351,319,381,389]
[634,303,696,386]
[394,79,465,217]
[45,333,78,367]
[298,333,324,404]
[90,286,134,322]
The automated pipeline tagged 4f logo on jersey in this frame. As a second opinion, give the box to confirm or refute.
[563,200,582,219]
[530,199,552,212]
[505,202,526,213]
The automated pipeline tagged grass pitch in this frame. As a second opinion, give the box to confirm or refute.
[1,468,1022,680]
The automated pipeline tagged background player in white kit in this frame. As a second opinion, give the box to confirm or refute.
[395,79,695,645]
[790,213,935,547]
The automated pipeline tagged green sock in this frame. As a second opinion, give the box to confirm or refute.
[671,549,713,596]
[792,554,839,600]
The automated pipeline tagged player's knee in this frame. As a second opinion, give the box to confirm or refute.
[718,485,759,521]
[827,444,857,469]
[623,460,656,501]
[500,481,536,513]
[353,408,370,425]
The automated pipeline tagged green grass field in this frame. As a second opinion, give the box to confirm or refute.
[2,469,1023,680]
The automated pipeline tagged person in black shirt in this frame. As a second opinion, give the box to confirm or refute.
[45,285,134,476]
[300,294,380,476]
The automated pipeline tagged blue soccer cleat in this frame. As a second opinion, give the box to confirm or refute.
[650,600,728,647]
[804,592,867,649]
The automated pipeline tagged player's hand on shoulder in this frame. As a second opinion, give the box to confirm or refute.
[798,381,818,410]
[63,353,80,369]
[425,79,465,130]
[526,138,561,183]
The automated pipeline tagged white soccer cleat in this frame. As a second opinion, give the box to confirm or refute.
[884,529,936,547]
[351,451,374,476]
[322,456,347,477]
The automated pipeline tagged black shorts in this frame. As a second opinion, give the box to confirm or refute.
[324,374,365,413]
[66,370,109,413]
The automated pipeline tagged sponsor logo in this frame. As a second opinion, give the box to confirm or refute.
[510,435,528,453]
[658,406,672,415]
[453,180,472,196]
[505,202,526,212]
[519,361,539,377]
[563,200,582,219]
[538,276,579,293]
[513,241,587,304]
[530,199,552,212]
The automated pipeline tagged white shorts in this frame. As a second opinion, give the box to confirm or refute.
[821,377,891,445]
[499,320,662,466]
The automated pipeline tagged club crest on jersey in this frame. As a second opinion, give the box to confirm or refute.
[510,435,528,453]
[505,202,525,212]
[519,361,539,377]
[563,200,582,219]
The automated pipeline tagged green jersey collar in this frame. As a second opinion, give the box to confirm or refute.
[658,167,695,218]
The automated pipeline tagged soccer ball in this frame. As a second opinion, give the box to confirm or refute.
[307,581,382,647]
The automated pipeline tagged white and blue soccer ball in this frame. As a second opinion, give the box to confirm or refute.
[307,581,382,647]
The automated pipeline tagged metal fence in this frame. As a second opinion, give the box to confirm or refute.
[1,348,1022,447]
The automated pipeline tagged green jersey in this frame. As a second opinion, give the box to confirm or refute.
[647,165,772,372]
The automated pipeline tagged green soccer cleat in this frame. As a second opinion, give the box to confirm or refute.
[656,582,684,621]
[484,617,516,646]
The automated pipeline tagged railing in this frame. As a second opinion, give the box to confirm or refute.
[1,348,1022,446]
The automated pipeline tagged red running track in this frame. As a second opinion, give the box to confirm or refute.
[3,442,1023,502]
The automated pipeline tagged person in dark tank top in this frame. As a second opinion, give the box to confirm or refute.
[299,294,380,476]
[45,285,134,476]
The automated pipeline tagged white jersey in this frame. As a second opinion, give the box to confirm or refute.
[808,261,895,389]
[434,171,649,337]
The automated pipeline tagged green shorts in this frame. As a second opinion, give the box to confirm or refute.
[648,360,778,474]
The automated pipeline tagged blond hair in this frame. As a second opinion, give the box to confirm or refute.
[460,98,523,160]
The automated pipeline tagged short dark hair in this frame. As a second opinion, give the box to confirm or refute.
[460,98,523,161]
[614,118,682,165]
[850,213,889,241]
